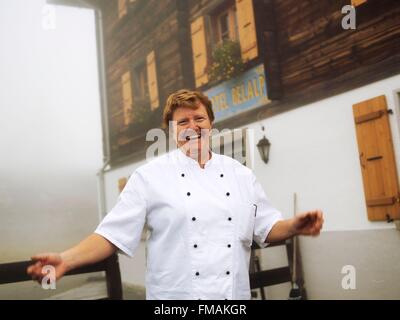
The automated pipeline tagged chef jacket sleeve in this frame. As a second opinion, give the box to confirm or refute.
[252,173,284,248]
[94,170,147,257]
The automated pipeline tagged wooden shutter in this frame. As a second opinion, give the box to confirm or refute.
[118,177,127,193]
[228,7,237,41]
[190,16,209,88]
[146,50,159,110]
[118,0,127,19]
[351,0,367,7]
[353,95,400,221]
[121,71,133,125]
[235,0,258,61]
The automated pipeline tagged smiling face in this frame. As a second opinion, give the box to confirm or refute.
[171,102,213,158]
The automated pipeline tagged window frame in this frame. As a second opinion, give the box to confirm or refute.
[133,62,149,104]
[210,0,238,47]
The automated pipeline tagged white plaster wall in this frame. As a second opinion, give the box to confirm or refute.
[245,74,400,231]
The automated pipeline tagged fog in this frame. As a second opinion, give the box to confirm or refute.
[0,0,103,262]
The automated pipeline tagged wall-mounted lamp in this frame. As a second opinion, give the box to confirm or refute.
[257,126,271,164]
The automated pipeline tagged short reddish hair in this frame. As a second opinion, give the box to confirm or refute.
[162,89,215,128]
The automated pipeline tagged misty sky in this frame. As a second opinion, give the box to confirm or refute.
[0,0,103,261]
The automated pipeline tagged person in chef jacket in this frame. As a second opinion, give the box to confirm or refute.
[27,89,324,300]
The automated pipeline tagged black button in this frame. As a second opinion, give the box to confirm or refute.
[220,174,224,177]
[187,192,191,196]
[226,271,230,275]
[181,173,185,177]
[192,217,196,221]
[194,244,198,248]
[227,244,231,248]
[228,217,232,221]
[226,192,230,196]
[195,272,200,276]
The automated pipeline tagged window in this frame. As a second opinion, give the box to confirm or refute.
[133,62,149,107]
[132,51,160,109]
[351,0,367,7]
[211,2,238,46]
[190,0,259,88]
[129,51,160,119]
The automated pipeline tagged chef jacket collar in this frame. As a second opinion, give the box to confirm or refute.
[173,147,217,169]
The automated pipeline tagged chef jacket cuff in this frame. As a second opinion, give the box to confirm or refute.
[256,215,285,249]
[94,229,134,258]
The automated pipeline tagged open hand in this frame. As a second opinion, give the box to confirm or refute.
[26,253,68,284]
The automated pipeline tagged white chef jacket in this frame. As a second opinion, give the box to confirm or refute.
[95,148,283,300]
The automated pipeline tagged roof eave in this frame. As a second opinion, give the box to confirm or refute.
[46,0,98,9]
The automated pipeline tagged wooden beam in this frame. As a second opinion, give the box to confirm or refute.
[249,267,291,288]
[366,197,398,207]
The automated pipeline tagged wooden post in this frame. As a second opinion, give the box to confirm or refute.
[105,254,123,300]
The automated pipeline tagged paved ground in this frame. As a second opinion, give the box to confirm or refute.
[44,276,146,300]
[0,273,146,300]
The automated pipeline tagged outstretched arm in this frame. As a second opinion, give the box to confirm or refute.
[27,233,116,284]
[266,210,324,243]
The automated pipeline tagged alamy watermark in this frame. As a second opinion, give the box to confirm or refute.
[41,265,56,290]
[41,5,56,31]
[342,5,357,30]
[341,265,356,290]
[144,121,252,165]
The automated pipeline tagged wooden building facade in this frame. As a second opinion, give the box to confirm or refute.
[77,0,400,165]
[92,0,195,161]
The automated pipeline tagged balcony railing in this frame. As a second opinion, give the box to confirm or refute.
[0,253,123,300]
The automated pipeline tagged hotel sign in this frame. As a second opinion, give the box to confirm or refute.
[205,64,270,123]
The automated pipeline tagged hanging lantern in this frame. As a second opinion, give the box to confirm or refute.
[257,135,271,164]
